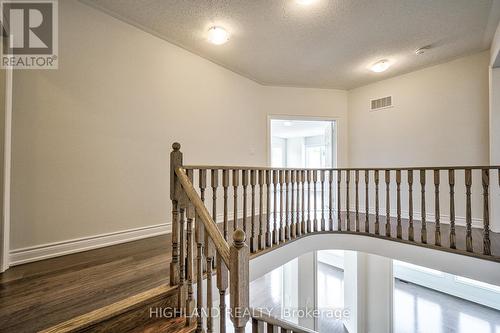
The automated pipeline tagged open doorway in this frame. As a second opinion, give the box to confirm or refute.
[269,118,337,168]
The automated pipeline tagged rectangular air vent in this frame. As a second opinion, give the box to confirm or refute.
[370,96,393,111]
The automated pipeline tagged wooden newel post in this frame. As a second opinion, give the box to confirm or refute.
[230,229,250,333]
[170,142,183,286]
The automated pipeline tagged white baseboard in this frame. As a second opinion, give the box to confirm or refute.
[9,223,171,266]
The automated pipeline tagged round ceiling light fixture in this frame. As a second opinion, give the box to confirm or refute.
[370,59,391,73]
[207,26,230,45]
[296,0,316,5]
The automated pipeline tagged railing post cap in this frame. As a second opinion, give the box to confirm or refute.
[233,229,246,247]
[172,142,181,151]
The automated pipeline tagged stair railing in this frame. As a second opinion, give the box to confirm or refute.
[170,143,249,333]
[170,142,500,333]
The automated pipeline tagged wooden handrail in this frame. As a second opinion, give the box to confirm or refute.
[183,165,500,171]
[175,166,231,267]
[250,308,317,333]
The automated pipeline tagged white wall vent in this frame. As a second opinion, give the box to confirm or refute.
[370,96,393,111]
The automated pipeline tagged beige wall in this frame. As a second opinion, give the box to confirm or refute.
[348,51,489,168]
[348,52,491,229]
[10,0,348,249]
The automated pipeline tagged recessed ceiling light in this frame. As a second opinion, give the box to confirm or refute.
[207,26,230,45]
[296,0,316,5]
[371,59,391,73]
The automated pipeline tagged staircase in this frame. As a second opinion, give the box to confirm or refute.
[32,142,500,333]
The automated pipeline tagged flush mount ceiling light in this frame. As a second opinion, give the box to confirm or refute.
[370,59,391,73]
[207,26,230,45]
[296,0,316,5]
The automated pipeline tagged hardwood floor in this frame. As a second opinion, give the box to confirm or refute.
[0,235,172,333]
[0,213,498,333]
[394,279,500,333]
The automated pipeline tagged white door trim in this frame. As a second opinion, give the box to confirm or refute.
[267,114,339,168]
[1,61,12,273]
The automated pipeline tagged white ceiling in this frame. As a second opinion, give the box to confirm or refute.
[82,0,500,89]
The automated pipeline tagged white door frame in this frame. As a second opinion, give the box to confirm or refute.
[267,115,339,168]
[1,58,12,273]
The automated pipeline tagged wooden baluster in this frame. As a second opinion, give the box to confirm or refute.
[321,170,326,231]
[223,170,229,241]
[285,170,291,240]
[346,170,350,231]
[205,234,214,333]
[217,253,228,333]
[178,198,187,311]
[420,169,427,244]
[313,170,318,232]
[482,169,491,255]
[434,170,441,246]
[396,170,402,239]
[355,170,359,232]
[250,170,258,252]
[465,169,473,252]
[273,170,279,244]
[374,170,380,235]
[337,170,342,231]
[211,170,218,221]
[230,230,250,333]
[307,170,312,233]
[448,170,456,249]
[296,170,302,236]
[196,170,207,332]
[233,169,240,232]
[291,170,296,238]
[207,169,218,333]
[408,170,414,242]
[365,170,369,233]
[170,201,180,285]
[385,170,391,237]
[258,170,266,250]
[266,170,272,247]
[300,170,307,235]
[329,170,334,231]
[242,170,249,237]
[301,170,306,235]
[279,170,285,242]
[170,143,183,285]
[185,191,195,325]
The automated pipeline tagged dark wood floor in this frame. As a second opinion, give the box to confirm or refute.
[0,235,172,333]
[1,213,499,333]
